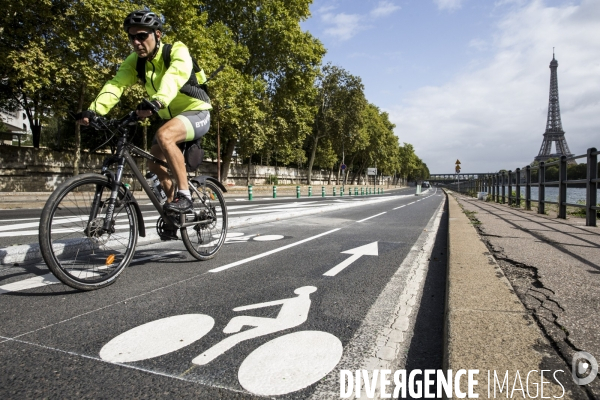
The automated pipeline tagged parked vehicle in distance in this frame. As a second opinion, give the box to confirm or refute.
[422,181,430,188]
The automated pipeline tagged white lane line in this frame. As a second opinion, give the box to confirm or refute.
[393,205,406,210]
[0,251,182,294]
[209,228,341,273]
[0,273,60,294]
[0,217,41,223]
[228,207,322,216]
[356,212,386,223]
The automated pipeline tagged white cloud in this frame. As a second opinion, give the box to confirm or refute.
[321,12,365,41]
[434,0,464,11]
[317,5,337,14]
[468,38,488,51]
[318,1,400,41]
[388,0,600,173]
[370,1,401,18]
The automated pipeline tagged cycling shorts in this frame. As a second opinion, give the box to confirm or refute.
[152,110,210,144]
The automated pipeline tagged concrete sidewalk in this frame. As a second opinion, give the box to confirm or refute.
[446,190,598,399]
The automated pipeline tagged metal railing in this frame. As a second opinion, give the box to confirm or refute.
[448,147,599,227]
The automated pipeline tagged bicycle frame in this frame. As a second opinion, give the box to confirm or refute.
[92,115,227,237]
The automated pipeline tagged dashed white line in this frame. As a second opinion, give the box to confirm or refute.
[209,228,341,273]
[0,251,182,294]
[356,212,387,223]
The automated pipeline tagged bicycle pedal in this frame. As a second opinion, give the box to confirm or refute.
[159,233,179,241]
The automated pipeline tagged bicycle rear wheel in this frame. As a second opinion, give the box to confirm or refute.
[181,180,227,260]
[39,173,138,290]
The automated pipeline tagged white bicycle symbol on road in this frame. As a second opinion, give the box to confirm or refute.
[99,286,343,396]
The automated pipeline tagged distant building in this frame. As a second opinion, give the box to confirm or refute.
[0,108,30,145]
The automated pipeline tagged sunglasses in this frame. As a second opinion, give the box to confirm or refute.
[128,32,151,42]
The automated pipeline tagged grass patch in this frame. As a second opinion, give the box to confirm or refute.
[463,209,482,225]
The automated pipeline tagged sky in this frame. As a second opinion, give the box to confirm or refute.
[300,0,600,174]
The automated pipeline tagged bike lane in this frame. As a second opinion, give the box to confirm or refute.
[0,190,445,398]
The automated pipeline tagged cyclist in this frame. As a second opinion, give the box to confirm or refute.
[77,10,211,220]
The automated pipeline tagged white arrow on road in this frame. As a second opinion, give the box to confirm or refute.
[323,242,379,277]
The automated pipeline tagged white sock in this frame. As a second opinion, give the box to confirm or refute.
[178,190,192,200]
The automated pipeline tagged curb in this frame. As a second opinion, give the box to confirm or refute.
[444,190,568,398]
[0,195,408,266]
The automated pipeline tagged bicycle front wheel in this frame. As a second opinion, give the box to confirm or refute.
[181,180,227,260]
[39,173,138,290]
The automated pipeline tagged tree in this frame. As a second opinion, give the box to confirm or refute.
[398,143,419,183]
[200,0,325,182]
[0,0,142,152]
[307,64,366,184]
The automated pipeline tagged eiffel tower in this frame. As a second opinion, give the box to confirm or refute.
[535,51,575,163]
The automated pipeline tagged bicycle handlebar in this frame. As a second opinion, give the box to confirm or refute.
[89,111,139,132]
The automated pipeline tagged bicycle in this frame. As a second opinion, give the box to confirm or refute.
[98,286,343,396]
[38,109,228,291]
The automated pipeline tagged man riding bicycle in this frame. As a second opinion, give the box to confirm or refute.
[77,10,211,220]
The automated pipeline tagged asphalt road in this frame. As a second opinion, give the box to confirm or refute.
[0,189,409,248]
[0,188,447,399]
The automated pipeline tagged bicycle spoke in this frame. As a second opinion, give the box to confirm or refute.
[40,174,138,290]
[180,181,227,260]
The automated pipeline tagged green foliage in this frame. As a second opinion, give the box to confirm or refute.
[0,0,428,179]
[266,175,279,185]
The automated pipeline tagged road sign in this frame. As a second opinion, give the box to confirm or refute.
[341,164,346,170]
[455,159,461,165]
[367,168,377,176]
[455,165,461,173]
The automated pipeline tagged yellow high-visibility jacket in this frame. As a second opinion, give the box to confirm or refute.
[89,41,211,119]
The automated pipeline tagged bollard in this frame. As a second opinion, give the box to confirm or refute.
[296,185,301,198]
[340,187,344,196]
[333,187,337,196]
[322,186,325,197]
[124,183,131,191]
[248,185,253,200]
[348,187,352,196]
[308,186,312,197]
[361,187,364,196]
[273,185,277,198]
[377,188,380,195]
[381,188,384,194]
[355,187,358,196]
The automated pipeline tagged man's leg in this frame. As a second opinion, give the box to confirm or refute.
[149,144,175,201]
[148,118,194,214]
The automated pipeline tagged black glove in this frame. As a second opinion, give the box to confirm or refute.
[137,99,162,114]
[75,110,96,120]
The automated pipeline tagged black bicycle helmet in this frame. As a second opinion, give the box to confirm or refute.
[123,10,163,32]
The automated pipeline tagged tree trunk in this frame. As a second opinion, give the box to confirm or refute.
[246,157,251,186]
[346,153,358,184]
[327,170,332,185]
[74,83,86,176]
[306,134,319,185]
[220,137,237,182]
[31,122,41,149]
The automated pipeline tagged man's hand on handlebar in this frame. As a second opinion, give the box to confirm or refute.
[76,110,96,126]
[136,99,162,120]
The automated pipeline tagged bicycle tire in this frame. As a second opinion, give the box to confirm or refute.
[39,173,138,290]
[180,180,227,260]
